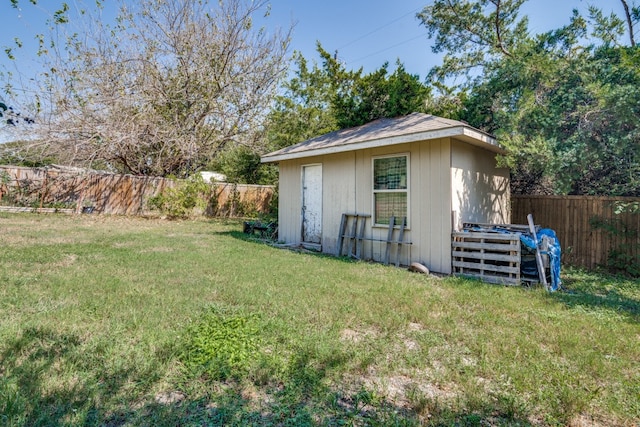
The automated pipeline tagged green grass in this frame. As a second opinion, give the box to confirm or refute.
[0,213,638,426]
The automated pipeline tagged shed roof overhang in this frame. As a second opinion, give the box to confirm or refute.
[261,114,504,164]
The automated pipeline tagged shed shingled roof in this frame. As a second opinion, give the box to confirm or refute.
[261,113,503,163]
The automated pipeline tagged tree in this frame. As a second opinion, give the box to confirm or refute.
[620,0,639,46]
[417,0,529,88]
[552,46,640,195]
[421,0,640,196]
[265,49,341,152]
[266,45,431,153]
[207,145,277,185]
[332,59,430,129]
[465,13,640,196]
[0,97,34,127]
[4,0,291,177]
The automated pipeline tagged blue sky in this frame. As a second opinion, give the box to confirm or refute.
[265,0,596,76]
[261,0,620,76]
[0,0,624,84]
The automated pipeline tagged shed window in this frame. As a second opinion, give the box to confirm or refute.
[373,155,408,225]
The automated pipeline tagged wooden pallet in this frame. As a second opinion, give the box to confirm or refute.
[451,231,521,285]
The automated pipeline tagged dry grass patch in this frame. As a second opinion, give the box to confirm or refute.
[339,327,379,343]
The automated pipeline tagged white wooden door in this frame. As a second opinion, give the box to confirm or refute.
[302,164,322,244]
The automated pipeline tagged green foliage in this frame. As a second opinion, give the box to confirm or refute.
[614,201,640,214]
[208,145,277,185]
[266,187,278,223]
[10,0,38,8]
[53,3,70,24]
[590,217,636,239]
[0,140,57,167]
[0,170,9,186]
[589,5,627,45]
[266,50,341,151]
[420,0,640,196]
[267,45,431,151]
[317,46,430,129]
[179,306,260,381]
[333,60,429,129]
[606,250,640,277]
[590,205,640,277]
[147,174,213,219]
[424,84,468,120]
[461,24,639,195]
[418,0,530,87]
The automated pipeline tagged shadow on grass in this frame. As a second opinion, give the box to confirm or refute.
[221,229,376,266]
[549,273,640,323]
[0,326,537,426]
[108,347,538,426]
[0,326,170,426]
[222,228,470,279]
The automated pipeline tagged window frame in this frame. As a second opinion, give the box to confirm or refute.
[372,153,410,228]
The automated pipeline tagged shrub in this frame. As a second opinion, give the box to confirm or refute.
[590,202,640,277]
[147,175,213,219]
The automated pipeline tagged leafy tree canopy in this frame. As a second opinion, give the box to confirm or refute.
[420,0,640,196]
[266,44,431,153]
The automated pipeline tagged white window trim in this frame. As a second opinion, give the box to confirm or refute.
[372,153,410,228]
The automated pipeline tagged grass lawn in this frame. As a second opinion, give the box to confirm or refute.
[0,213,638,426]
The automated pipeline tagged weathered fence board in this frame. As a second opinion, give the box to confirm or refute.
[0,165,274,217]
[210,182,275,217]
[511,195,640,270]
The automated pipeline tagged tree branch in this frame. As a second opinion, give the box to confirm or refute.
[492,0,513,56]
[620,0,636,47]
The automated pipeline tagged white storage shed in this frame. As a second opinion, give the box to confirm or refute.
[261,113,510,274]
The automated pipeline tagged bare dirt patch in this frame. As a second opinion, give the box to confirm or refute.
[341,364,457,410]
[407,322,424,332]
[154,391,186,405]
[53,254,78,267]
[339,327,379,343]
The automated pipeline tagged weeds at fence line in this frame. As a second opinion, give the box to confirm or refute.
[590,201,640,277]
[147,175,214,219]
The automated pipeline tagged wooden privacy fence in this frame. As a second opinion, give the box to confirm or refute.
[511,195,640,270]
[0,165,274,217]
[209,182,275,217]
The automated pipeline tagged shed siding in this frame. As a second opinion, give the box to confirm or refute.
[450,139,510,228]
[321,152,357,252]
[414,138,453,274]
[278,153,359,251]
[277,140,453,273]
[277,137,508,276]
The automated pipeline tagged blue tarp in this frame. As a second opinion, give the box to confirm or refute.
[520,229,562,291]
